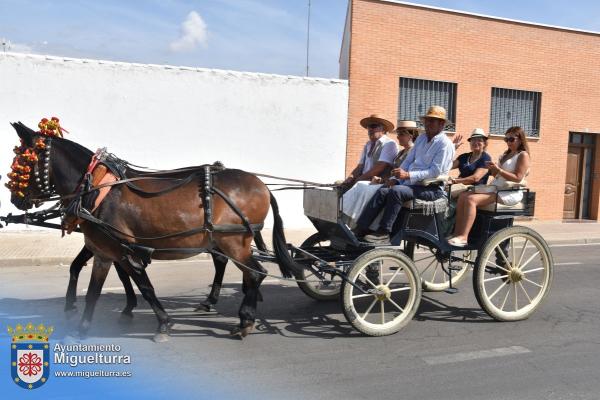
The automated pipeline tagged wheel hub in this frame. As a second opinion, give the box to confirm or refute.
[374,285,391,301]
[508,268,523,283]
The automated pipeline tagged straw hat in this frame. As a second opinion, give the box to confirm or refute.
[360,114,395,133]
[419,105,447,122]
[467,128,488,141]
[395,120,421,132]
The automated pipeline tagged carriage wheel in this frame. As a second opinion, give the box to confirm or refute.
[411,244,473,292]
[473,226,553,321]
[341,248,421,336]
[296,233,343,301]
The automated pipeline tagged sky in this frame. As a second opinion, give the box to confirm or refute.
[0,0,599,79]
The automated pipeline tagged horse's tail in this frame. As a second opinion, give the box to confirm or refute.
[269,192,305,279]
[253,231,267,252]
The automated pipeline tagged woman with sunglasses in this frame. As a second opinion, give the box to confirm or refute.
[448,126,530,247]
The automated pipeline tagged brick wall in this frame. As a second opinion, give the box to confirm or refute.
[346,0,600,220]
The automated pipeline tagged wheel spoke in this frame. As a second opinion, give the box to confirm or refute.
[380,301,385,324]
[358,273,377,289]
[414,254,436,263]
[511,237,516,267]
[385,266,403,287]
[485,259,510,273]
[516,238,529,268]
[518,281,533,304]
[361,298,378,320]
[522,277,543,288]
[488,280,509,301]
[521,267,544,274]
[421,258,437,274]
[352,293,375,299]
[431,261,439,282]
[496,245,511,269]
[519,251,541,271]
[389,286,411,293]
[484,275,509,282]
[379,261,383,285]
[386,297,405,313]
[514,282,518,311]
[500,284,511,311]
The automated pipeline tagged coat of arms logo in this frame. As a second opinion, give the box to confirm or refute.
[8,322,53,390]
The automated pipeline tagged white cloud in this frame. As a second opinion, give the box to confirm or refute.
[169,11,208,52]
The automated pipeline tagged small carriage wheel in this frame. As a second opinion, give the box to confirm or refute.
[473,226,553,321]
[296,233,343,301]
[410,243,474,292]
[341,248,421,336]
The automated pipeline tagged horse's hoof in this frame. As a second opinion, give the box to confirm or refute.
[153,333,170,343]
[118,313,134,325]
[194,303,216,314]
[230,323,255,339]
[121,309,134,318]
[64,306,78,318]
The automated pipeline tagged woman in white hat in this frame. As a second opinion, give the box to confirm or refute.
[449,128,491,187]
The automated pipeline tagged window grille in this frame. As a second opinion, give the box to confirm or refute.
[398,77,457,132]
[490,88,541,137]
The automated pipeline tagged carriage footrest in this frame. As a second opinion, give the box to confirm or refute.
[444,287,459,294]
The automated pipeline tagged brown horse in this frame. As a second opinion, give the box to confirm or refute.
[10,122,303,342]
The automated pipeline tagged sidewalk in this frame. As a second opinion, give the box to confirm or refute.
[0,221,599,267]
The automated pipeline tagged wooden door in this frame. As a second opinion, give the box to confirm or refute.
[563,146,582,219]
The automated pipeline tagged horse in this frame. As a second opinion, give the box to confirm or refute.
[9,122,303,342]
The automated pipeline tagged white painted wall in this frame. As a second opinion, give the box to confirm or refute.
[0,53,349,229]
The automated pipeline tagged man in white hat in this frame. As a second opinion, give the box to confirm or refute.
[342,114,398,188]
[356,106,455,243]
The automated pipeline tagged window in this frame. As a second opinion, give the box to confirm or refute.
[490,88,541,138]
[398,77,457,132]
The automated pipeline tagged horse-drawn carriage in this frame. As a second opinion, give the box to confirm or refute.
[2,121,553,339]
[272,181,553,336]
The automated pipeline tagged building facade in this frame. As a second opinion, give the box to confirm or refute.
[340,0,600,220]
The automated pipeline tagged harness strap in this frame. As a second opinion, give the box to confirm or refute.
[211,186,254,234]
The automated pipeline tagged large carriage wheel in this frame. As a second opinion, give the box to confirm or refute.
[473,226,553,321]
[341,249,421,336]
[296,233,343,301]
[409,242,473,292]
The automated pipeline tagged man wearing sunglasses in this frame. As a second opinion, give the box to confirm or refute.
[355,106,455,243]
[342,114,398,188]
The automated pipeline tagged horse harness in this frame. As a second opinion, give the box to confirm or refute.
[58,147,264,272]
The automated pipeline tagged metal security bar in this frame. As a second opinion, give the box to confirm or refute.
[398,77,457,132]
[490,88,542,137]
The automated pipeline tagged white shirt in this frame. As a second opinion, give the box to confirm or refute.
[359,135,398,174]
[399,132,455,185]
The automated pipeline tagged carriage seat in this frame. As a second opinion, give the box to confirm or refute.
[476,181,528,212]
[402,175,450,214]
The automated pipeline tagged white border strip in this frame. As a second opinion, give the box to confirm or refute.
[422,346,531,365]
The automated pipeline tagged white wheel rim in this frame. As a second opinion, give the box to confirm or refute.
[480,233,551,318]
[347,256,418,330]
[414,247,472,290]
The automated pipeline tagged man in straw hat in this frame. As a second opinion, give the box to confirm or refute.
[355,105,455,243]
[342,114,398,188]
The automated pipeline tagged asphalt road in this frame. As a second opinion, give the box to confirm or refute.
[1,243,599,399]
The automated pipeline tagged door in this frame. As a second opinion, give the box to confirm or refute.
[563,146,582,219]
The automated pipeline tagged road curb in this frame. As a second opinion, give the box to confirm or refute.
[0,237,598,267]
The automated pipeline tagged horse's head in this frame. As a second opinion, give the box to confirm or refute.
[6,122,56,210]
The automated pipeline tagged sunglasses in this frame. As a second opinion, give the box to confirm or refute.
[368,124,382,130]
[504,137,518,143]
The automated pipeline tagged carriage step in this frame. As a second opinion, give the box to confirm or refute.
[444,287,459,294]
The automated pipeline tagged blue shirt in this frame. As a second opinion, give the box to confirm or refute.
[399,131,455,184]
[457,151,491,185]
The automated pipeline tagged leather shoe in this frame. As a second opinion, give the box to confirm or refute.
[363,232,391,244]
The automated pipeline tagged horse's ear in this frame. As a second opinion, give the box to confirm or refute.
[11,122,36,147]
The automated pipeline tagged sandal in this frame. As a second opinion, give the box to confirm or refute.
[447,237,468,247]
